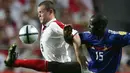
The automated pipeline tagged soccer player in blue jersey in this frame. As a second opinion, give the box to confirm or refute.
[64,14,130,73]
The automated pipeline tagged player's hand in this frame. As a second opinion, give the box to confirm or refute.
[4,44,18,67]
[63,25,73,44]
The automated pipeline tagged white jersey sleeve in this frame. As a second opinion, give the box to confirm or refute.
[50,22,78,36]
[49,22,64,35]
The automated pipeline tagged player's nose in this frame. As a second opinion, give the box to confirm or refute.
[38,14,41,18]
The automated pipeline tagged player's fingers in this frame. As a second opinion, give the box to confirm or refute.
[64,25,72,36]
[9,43,17,53]
[12,52,17,59]
[12,43,17,52]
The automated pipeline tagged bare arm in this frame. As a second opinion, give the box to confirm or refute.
[73,34,88,69]
[63,25,87,68]
[73,34,81,63]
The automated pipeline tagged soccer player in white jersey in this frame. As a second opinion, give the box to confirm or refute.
[40,17,76,62]
[4,1,86,73]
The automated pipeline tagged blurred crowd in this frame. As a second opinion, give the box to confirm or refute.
[0,0,130,73]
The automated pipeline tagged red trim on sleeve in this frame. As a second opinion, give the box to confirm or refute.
[54,20,65,29]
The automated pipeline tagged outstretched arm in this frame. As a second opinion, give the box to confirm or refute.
[121,32,130,45]
[73,34,88,68]
[64,25,87,68]
[113,31,130,46]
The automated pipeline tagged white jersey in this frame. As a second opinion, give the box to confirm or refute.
[40,18,77,63]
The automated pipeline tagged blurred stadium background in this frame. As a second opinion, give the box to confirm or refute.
[0,0,130,73]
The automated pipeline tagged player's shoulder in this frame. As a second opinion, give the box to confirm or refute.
[108,30,118,34]
[53,20,64,25]
[49,20,64,29]
[108,29,127,35]
[79,31,91,37]
[81,31,91,34]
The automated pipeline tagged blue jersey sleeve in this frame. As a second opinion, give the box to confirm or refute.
[119,31,130,46]
[109,30,130,46]
[79,32,90,44]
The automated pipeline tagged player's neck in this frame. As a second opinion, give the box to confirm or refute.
[94,31,105,40]
[42,15,55,25]
[97,34,104,39]
[49,14,55,21]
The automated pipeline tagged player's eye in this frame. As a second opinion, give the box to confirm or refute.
[41,9,47,14]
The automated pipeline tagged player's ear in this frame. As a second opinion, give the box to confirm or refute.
[49,9,53,14]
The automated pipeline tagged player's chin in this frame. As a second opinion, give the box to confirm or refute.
[92,29,101,34]
[40,20,42,23]
[40,21,44,24]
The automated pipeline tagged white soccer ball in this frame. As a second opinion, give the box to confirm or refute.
[19,25,39,44]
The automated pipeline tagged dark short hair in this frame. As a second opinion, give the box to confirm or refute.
[90,14,108,26]
[38,1,56,14]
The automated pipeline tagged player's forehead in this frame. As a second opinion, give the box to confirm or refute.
[89,19,102,26]
[37,5,46,12]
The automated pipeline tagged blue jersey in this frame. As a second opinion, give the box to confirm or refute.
[79,29,130,73]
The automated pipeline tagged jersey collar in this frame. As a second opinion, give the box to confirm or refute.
[92,29,108,41]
